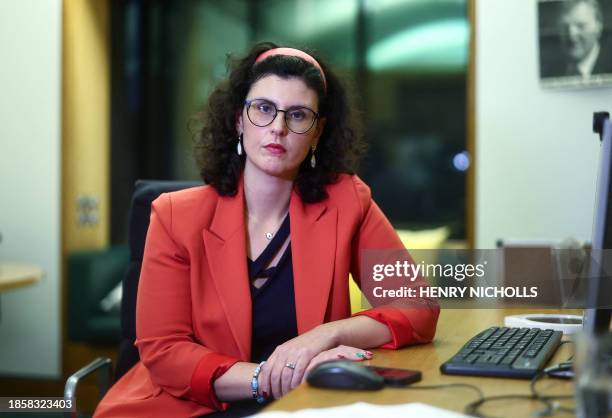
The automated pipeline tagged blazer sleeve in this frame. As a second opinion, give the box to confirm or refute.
[348,177,440,349]
[135,193,238,411]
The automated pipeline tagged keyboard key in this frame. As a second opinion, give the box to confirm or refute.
[490,355,503,364]
[466,354,479,364]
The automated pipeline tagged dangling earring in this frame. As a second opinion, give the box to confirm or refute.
[237,134,243,156]
[310,144,317,168]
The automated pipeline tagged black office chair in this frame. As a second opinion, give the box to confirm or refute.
[64,180,201,416]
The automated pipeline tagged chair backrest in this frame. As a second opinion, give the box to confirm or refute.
[115,180,202,381]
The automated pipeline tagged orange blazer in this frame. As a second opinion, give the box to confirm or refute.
[94,174,439,418]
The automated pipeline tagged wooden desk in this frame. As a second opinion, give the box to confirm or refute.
[0,262,42,291]
[265,309,576,417]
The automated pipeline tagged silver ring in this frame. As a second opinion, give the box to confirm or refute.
[285,362,296,370]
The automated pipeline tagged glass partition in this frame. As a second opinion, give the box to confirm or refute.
[110,0,469,241]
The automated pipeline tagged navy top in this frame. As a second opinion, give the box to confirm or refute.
[248,214,298,363]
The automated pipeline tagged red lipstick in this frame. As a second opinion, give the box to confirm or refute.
[264,144,286,154]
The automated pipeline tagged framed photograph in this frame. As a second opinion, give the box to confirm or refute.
[538,0,612,88]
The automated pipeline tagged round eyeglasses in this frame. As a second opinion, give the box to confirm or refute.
[244,99,319,134]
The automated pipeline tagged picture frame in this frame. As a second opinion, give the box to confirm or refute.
[538,0,612,89]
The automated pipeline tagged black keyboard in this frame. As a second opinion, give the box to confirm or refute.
[440,327,563,378]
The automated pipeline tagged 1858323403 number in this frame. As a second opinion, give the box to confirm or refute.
[1,397,74,412]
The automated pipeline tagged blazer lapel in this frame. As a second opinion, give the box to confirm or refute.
[202,181,252,361]
[290,191,338,334]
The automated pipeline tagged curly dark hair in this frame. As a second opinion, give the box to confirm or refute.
[194,41,366,203]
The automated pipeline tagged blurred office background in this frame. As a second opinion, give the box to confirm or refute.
[1,0,610,413]
[110,0,469,244]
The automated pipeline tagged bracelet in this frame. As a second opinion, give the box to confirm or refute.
[251,361,266,403]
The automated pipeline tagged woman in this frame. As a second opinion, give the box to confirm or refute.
[94,42,439,418]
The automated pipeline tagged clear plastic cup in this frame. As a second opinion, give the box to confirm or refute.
[574,331,612,418]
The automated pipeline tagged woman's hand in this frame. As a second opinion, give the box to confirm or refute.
[301,345,373,384]
[257,324,337,399]
[258,316,390,399]
[258,324,375,399]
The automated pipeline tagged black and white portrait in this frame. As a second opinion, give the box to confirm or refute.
[538,0,612,88]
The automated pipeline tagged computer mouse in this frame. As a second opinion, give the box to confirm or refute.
[306,360,384,390]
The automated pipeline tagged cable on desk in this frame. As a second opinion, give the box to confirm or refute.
[555,339,574,362]
[402,371,574,416]
[531,340,575,416]
[459,365,576,417]
[398,341,576,417]
[464,393,551,418]
[400,378,573,418]
[529,369,575,416]
[403,382,545,418]
[464,338,576,417]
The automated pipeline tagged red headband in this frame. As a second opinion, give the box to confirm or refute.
[254,47,327,91]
